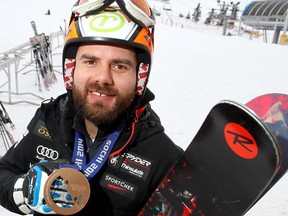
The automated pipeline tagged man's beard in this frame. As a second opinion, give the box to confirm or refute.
[73,83,135,129]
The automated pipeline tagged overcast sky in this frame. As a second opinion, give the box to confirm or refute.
[0,0,252,51]
[0,0,73,51]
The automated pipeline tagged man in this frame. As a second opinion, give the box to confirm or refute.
[0,0,183,215]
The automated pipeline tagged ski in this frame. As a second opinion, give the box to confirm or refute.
[0,101,15,151]
[29,21,57,91]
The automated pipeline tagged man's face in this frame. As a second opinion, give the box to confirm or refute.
[72,44,137,126]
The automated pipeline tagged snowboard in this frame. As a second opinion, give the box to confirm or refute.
[139,100,280,216]
[246,93,288,202]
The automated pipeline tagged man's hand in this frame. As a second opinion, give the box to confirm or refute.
[14,160,74,214]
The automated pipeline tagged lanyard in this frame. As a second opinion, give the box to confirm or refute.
[71,126,124,180]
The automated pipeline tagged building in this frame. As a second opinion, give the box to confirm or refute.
[241,0,288,44]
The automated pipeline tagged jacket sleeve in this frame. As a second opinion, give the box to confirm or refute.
[0,107,42,215]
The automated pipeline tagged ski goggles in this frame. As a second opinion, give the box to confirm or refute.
[72,0,155,28]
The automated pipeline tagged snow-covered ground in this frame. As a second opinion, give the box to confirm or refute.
[1,0,288,215]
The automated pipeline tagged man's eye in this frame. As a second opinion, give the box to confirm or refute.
[114,64,129,71]
[85,60,95,65]
[116,64,126,70]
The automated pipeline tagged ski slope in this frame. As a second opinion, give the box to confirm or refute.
[1,0,288,215]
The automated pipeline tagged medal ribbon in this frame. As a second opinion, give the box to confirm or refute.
[71,127,123,180]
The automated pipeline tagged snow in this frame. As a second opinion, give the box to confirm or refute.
[1,0,288,215]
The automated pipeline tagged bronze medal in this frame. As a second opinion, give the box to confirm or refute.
[44,168,90,215]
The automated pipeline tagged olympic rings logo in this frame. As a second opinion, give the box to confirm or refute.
[36,145,59,160]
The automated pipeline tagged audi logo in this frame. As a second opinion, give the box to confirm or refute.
[36,145,59,160]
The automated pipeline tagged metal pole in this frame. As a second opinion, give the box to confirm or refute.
[7,66,12,104]
[283,10,288,35]
[223,16,228,35]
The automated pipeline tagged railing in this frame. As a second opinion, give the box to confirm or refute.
[0,29,66,105]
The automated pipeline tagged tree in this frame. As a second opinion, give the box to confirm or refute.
[192,3,201,22]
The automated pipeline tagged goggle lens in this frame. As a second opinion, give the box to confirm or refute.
[72,0,155,27]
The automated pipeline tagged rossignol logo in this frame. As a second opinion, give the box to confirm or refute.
[224,122,258,159]
[90,12,125,32]
[100,174,138,199]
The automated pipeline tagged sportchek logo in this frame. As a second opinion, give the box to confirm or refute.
[100,174,137,200]
[224,122,258,159]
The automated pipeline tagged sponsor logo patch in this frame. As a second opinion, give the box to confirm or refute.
[36,145,59,161]
[109,152,153,180]
[100,173,138,200]
[33,120,52,141]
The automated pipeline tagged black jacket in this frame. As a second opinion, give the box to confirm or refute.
[0,90,183,215]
